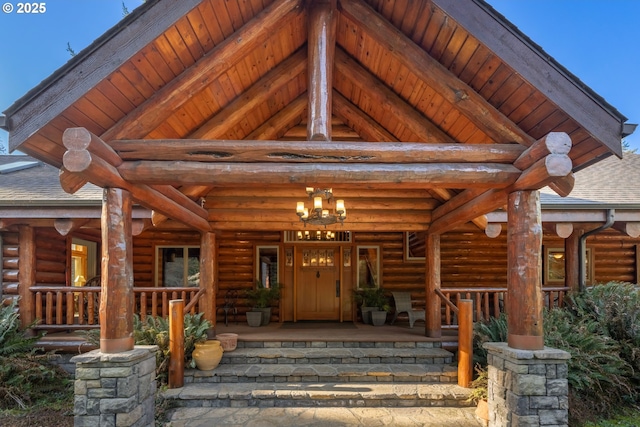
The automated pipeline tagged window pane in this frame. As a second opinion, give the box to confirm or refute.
[358,246,379,289]
[187,248,200,286]
[162,248,184,286]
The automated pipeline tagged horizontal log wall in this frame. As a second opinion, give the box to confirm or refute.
[543,229,640,285]
[1,231,20,303]
[35,228,67,285]
[218,231,282,320]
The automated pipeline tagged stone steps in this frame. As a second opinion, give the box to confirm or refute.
[161,339,471,410]
[162,382,474,408]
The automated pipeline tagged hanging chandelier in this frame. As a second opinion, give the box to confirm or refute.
[295,187,346,227]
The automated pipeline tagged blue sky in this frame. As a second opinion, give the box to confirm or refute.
[1,0,639,154]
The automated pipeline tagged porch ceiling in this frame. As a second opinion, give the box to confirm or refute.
[2,0,630,233]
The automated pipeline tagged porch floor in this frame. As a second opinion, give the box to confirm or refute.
[214,321,459,348]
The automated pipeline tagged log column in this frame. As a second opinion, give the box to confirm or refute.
[18,225,35,331]
[200,231,216,338]
[425,232,441,338]
[307,0,336,141]
[564,228,582,293]
[100,188,134,353]
[506,190,544,350]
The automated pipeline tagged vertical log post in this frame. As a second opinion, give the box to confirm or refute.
[307,0,337,141]
[506,191,544,350]
[168,299,184,389]
[426,232,442,338]
[18,225,35,331]
[200,232,216,338]
[100,188,134,353]
[564,229,582,293]
[457,299,473,388]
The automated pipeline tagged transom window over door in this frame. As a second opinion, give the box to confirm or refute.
[156,246,200,287]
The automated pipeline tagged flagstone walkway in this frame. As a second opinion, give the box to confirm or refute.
[164,406,483,426]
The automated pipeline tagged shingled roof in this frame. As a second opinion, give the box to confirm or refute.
[541,152,640,209]
[0,155,102,206]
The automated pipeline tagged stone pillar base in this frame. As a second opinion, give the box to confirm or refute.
[484,342,571,427]
[71,345,158,427]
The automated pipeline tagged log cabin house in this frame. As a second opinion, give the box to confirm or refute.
[1,0,637,354]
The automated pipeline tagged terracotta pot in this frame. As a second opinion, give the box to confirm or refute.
[217,333,238,351]
[192,340,224,370]
[476,399,489,422]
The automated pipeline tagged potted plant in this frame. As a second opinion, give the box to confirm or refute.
[354,287,389,325]
[245,281,281,326]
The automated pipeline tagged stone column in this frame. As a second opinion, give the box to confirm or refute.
[72,345,158,427]
[484,342,570,427]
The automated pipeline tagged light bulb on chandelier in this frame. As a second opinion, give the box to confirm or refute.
[295,188,346,227]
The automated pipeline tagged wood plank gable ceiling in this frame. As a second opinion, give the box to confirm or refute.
[2,0,630,232]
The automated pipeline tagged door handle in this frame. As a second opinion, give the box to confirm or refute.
[335,280,340,297]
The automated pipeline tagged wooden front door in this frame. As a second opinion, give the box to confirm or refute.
[296,247,340,320]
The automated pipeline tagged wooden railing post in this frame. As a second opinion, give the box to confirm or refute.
[458,299,473,388]
[169,299,184,389]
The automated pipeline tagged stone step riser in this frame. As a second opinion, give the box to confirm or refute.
[169,397,471,409]
[234,341,440,349]
[222,355,453,365]
[187,373,455,384]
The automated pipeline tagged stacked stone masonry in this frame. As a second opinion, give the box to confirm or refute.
[71,345,158,427]
[484,342,571,427]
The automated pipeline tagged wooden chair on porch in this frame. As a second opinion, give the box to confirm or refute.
[390,292,425,328]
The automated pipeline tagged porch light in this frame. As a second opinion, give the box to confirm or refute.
[296,188,346,227]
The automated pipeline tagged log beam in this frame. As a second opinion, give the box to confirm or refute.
[307,0,337,141]
[54,218,90,236]
[100,188,134,353]
[101,0,304,141]
[245,93,307,140]
[333,91,397,142]
[117,161,520,187]
[506,190,544,350]
[613,222,640,238]
[335,48,452,143]
[110,139,525,163]
[430,134,573,234]
[62,128,210,232]
[555,223,574,239]
[190,49,307,139]
[338,0,532,146]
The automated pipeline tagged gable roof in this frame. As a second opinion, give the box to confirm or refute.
[0,0,633,232]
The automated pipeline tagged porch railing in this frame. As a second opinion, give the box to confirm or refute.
[438,286,570,329]
[29,285,202,330]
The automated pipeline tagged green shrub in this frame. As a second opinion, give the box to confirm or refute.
[0,299,71,410]
[133,313,211,384]
[472,283,640,425]
[568,282,640,385]
[0,298,41,356]
[84,312,211,384]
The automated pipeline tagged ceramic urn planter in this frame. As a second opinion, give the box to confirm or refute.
[192,340,224,371]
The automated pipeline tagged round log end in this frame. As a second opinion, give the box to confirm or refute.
[62,127,92,150]
[545,132,572,155]
[63,150,92,172]
[545,154,573,177]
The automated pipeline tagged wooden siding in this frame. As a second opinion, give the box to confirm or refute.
[4,226,638,323]
[1,231,19,302]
